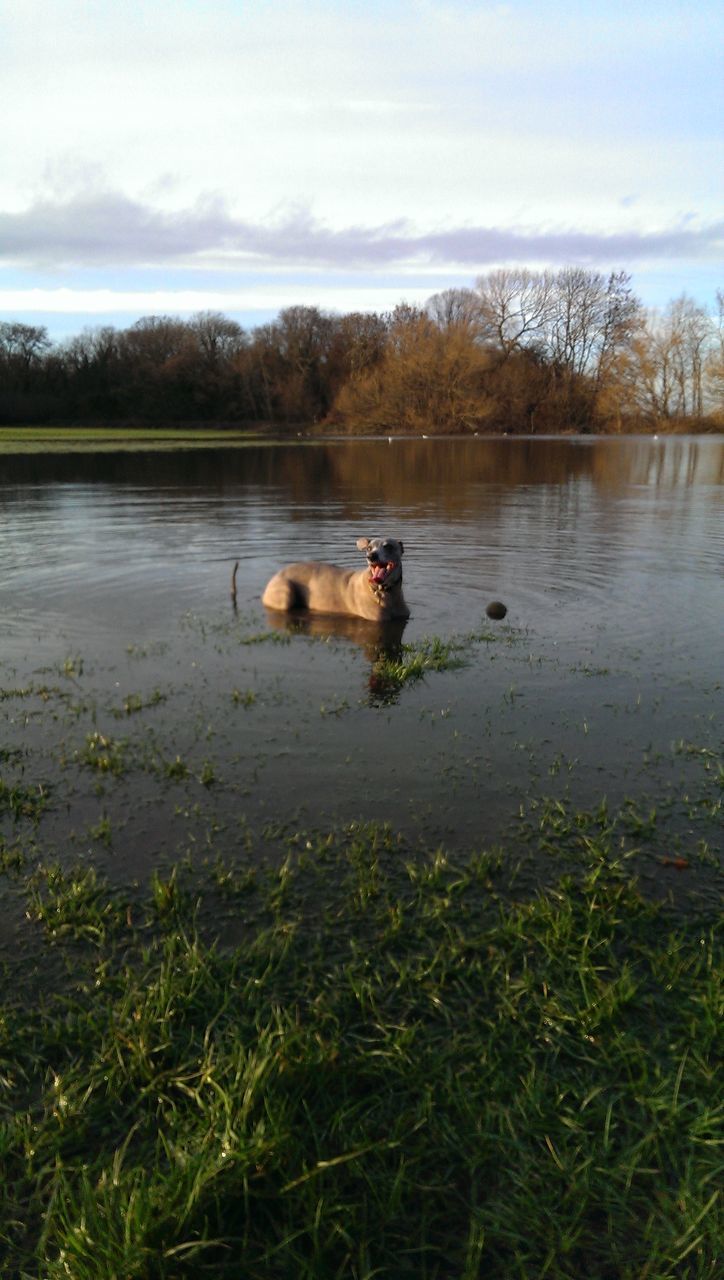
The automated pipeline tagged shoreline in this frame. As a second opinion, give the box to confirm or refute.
[0,422,721,456]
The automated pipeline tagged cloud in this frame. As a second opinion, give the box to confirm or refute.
[1,190,722,273]
[0,285,438,317]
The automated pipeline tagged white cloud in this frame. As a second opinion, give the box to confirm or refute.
[1,190,721,272]
[0,284,435,318]
[2,0,722,228]
[1,0,722,326]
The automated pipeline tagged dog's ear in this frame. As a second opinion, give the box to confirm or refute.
[399,540,404,556]
[356,537,370,552]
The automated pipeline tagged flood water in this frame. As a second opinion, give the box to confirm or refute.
[1,435,722,918]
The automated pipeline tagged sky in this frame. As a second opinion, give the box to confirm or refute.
[1,0,722,342]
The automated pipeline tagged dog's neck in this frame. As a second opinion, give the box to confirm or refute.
[367,565,402,605]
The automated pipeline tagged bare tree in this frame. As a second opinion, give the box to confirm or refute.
[473,269,554,356]
[63,325,119,372]
[0,321,51,387]
[544,269,640,382]
[705,289,724,417]
[188,311,246,368]
[120,315,192,366]
[629,296,713,422]
[426,287,480,332]
[666,294,710,417]
[331,311,387,380]
[251,306,337,422]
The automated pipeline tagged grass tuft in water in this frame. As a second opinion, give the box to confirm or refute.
[74,732,126,776]
[231,687,257,707]
[111,688,167,718]
[163,754,191,781]
[26,863,126,944]
[0,776,50,821]
[371,634,469,698]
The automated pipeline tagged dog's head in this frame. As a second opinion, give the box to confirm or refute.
[356,536,405,587]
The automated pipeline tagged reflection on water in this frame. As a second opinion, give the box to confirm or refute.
[2,433,723,502]
[2,435,722,653]
[1,435,722,906]
[264,608,409,705]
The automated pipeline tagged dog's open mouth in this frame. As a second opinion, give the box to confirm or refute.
[369,561,396,584]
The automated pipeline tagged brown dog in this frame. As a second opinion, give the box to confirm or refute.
[262,537,410,621]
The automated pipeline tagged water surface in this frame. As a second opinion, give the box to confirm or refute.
[1,436,722,918]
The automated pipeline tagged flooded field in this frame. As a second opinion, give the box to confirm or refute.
[1,434,722,934]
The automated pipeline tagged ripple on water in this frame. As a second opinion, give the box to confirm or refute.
[0,437,722,907]
[1,434,722,662]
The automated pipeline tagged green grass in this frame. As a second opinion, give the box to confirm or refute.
[74,731,127,776]
[1,816,721,1279]
[368,624,510,701]
[370,635,470,699]
[231,687,257,707]
[1,636,720,1276]
[110,688,167,718]
[0,776,50,821]
[0,427,269,454]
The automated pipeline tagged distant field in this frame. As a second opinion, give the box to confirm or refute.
[0,426,268,452]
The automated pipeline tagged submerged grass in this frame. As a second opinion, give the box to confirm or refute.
[370,635,472,701]
[0,776,50,822]
[1,816,721,1279]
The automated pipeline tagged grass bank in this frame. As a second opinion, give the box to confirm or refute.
[1,818,721,1279]
[0,426,271,454]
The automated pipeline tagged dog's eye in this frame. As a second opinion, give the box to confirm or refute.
[382,541,392,551]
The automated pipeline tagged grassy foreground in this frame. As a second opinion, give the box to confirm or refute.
[1,819,721,1279]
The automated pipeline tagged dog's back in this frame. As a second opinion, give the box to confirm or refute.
[262,561,357,613]
[262,537,409,621]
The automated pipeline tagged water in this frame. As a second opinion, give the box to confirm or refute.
[1,435,722,916]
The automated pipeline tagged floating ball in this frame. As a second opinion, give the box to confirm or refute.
[486,601,508,620]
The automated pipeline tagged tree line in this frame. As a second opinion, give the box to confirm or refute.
[1,269,722,433]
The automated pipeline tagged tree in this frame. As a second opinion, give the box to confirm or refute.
[627,297,713,424]
[426,288,480,333]
[474,269,554,356]
[332,304,495,434]
[329,311,387,381]
[184,312,248,418]
[188,312,245,368]
[544,269,640,382]
[0,280,716,431]
[120,315,192,366]
[115,316,196,419]
[705,289,724,420]
[666,294,710,418]
[266,306,337,422]
[61,326,121,416]
[0,322,51,388]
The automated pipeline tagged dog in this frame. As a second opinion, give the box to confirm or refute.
[262,537,410,622]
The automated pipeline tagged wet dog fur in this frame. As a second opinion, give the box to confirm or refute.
[262,537,410,622]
